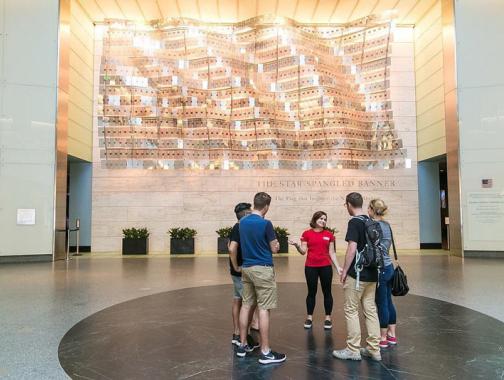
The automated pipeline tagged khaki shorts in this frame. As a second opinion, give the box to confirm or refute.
[241,266,278,310]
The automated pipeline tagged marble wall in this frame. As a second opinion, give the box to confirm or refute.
[91,27,418,253]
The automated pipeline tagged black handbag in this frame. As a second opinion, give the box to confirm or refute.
[388,225,409,296]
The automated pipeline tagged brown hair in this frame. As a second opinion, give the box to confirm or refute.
[369,199,388,216]
[310,211,327,228]
[345,192,363,208]
[253,192,272,210]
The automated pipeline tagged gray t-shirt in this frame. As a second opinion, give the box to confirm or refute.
[378,221,393,267]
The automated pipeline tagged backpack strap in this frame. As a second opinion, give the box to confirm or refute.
[383,221,398,261]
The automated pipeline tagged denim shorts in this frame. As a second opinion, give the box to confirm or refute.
[231,275,243,299]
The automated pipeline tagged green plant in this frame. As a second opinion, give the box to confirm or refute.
[122,227,150,239]
[168,227,197,240]
[216,227,233,238]
[274,226,289,238]
[325,227,339,235]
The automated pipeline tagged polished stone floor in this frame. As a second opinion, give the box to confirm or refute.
[1,253,504,379]
[58,283,504,380]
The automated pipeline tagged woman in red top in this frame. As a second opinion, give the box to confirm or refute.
[289,211,342,330]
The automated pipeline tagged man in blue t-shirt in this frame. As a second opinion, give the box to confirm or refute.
[235,192,286,365]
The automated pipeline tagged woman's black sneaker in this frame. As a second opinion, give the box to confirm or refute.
[236,344,254,357]
[232,334,240,346]
[304,319,313,329]
[258,350,287,364]
[247,334,260,349]
[324,320,333,330]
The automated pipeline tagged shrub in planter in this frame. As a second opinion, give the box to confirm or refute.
[274,226,290,253]
[168,227,197,254]
[122,227,149,255]
[216,227,233,255]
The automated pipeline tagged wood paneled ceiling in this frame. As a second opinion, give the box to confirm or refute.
[78,0,438,25]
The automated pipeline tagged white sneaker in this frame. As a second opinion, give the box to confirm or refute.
[332,348,362,361]
[360,347,382,361]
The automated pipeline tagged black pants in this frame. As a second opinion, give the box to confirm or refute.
[305,265,333,315]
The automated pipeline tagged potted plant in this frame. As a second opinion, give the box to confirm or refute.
[168,227,197,254]
[274,226,290,253]
[216,227,233,255]
[122,227,149,255]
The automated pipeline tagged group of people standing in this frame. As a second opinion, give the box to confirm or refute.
[228,191,397,365]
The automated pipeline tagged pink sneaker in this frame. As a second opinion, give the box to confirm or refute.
[379,340,389,348]
[387,335,397,345]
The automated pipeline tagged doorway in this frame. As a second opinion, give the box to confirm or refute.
[418,156,448,250]
[68,156,92,252]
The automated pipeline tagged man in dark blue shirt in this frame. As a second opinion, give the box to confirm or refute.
[235,192,286,365]
[228,202,259,349]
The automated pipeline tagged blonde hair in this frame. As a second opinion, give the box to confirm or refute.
[369,199,388,216]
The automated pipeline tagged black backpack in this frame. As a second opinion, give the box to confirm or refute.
[353,216,386,270]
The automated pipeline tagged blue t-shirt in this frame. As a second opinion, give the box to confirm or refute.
[239,214,277,267]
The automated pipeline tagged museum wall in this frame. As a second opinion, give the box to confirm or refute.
[91,22,419,254]
[454,0,504,254]
[0,0,60,257]
[68,0,94,162]
[414,1,446,161]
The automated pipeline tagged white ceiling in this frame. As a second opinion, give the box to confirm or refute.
[78,0,438,25]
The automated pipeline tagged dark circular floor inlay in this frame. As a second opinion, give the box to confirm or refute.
[59,283,504,379]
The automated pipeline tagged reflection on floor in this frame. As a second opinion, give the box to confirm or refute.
[58,283,504,379]
[1,253,504,378]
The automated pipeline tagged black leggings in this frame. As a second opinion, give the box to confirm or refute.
[305,265,333,315]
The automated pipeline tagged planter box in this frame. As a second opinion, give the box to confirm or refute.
[217,237,229,255]
[278,237,289,253]
[122,238,148,255]
[170,238,194,254]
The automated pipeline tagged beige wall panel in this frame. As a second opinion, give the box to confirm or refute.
[69,84,93,108]
[68,136,92,161]
[417,120,445,142]
[69,53,93,83]
[416,103,444,130]
[96,0,124,18]
[389,87,416,103]
[70,43,94,75]
[415,51,443,84]
[70,13,94,48]
[349,0,377,21]
[415,19,442,53]
[390,56,415,72]
[390,100,416,117]
[157,0,180,19]
[414,1,441,36]
[402,0,436,24]
[237,0,256,20]
[415,35,443,69]
[328,0,355,23]
[115,0,145,20]
[416,86,444,115]
[138,0,163,20]
[391,42,414,58]
[416,69,443,99]
[312,0,339,23]
[394,116,417,132]
[389,71,415,87]
[276,0,296,19]
[69,67,93,97]
[219,0,238,21]
[418,137,446,161]
[178,0,200,19]
[69,102,92,128]
[68,118,92,143]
